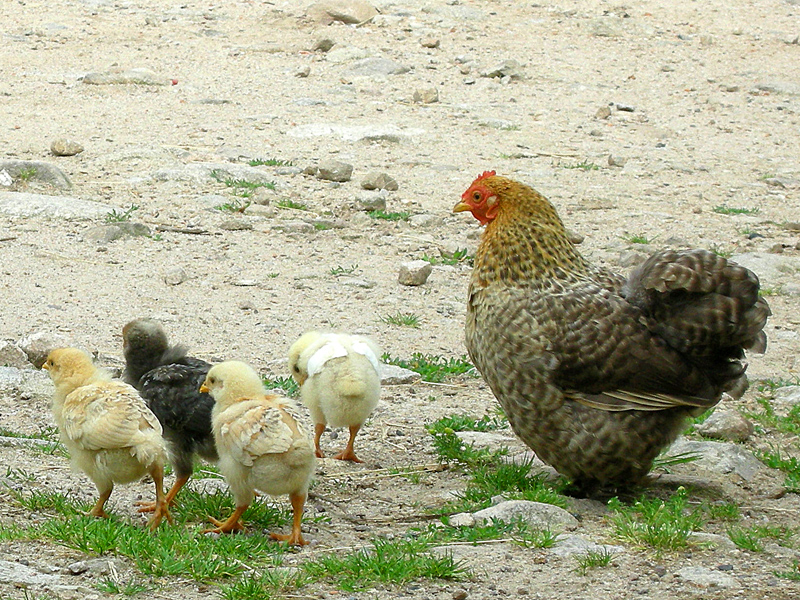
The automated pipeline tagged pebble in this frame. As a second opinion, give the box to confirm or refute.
[356,191,388,211]
[378,364,421,385]
[346,57,410,78]
[309,0,378,25]
[398,260,433,286]
[82,67,172,86]
[0,160,72,189]
[596,105,612,119]
[316,159,353,182]
[665,437,763,481]
[50,138,84,156]
[271,221,315,234]
[472,500,579,531]
[85,225,124,243]
[360,172,398,191]
[0,341,32,369]
[421,37,440,48]
[18,331,71,368]
[294,65,311,78]
[608,154,627,167]
[164,267,189,286]
[481,59,524,79]
[452,591,468,600]
[676,566,738,588]
[694,407,754,442]
[773,386,800,408]
[312,37,335,52]
[220,219,253,231]
[413,87,439,103]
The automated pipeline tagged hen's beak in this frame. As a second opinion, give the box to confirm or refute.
[42,363,50,371]
[199,383,210,393]
[453,201,471,213]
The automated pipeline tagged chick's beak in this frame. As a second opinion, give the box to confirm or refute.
[41,363,50,371]
[199,382,210,393]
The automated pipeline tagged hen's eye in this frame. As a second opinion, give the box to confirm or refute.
[472,191,481,201]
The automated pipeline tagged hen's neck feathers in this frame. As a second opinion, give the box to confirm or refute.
[474,178,588,285]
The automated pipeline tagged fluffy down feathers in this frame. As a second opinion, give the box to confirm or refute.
[122,319,216,509]
[455,173,770,494]
[288,331,381,462]
[200,361,315,545]
[43,347,171,529]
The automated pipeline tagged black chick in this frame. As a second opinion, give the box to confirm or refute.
[122,318,218,511]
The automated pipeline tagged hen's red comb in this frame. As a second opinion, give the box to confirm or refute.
[471,170,496,186]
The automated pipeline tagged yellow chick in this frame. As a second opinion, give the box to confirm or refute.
[200,361,315,546]
[288,332,381,463]
[42,348,171,530]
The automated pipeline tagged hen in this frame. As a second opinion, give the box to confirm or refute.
[454,172,770,494]
[121,318,217,511]
[200,361,315,546]
[43,347,172,529]
[288,331,381,462]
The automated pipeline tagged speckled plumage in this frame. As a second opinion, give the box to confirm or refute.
[456,174,770,493]
[122,319,217,502]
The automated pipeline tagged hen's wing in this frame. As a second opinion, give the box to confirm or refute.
[61,382,163,450]
[217,402,295,467]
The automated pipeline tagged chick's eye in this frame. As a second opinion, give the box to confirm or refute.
[293,365,299,372]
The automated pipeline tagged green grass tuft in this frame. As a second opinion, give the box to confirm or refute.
[368,210,411,221]
[248,158,294,167]
[712,205,760,215]
[380,312,421,328]
[262,375,300,398]
[382,353,476,383]
[105,204,140,223]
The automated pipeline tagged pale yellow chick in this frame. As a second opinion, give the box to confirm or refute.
[42,348,171,530]
[288,331,381,463]
[200,361,315,546]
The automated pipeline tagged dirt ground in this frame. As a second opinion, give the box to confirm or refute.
[1,0,799,598]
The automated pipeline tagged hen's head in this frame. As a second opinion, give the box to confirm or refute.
[42,347,98,391]
[200,361,265,406]
[454,171,560,227]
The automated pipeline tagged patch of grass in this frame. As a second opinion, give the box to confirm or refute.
[5,466,37,482]
[329,264,358,276]
[17,167,38,182]
[775,560,800,581]
[368,210,411,221]
[563,161,599,171]
[262,375,300,398]
[210,170,276,198]
[380,312,421,328]
[105,204,140,223]
[608,487,706,552]
[705,501,741,522]
[301,537,469,592]
[759,286,783,296]
[755,447,800,493]
[430,414,507,433]
[744,396,800,435]
[248,158,294,167]
[574,548,614,575]
[314,222,332,231]
[94,577,152,596]
[382,353,477,383]
[712,205,760,215]
[220,569,309,600]
[265,272,280,278]
[622,234,655,244]
[727,525,794,552]
[422,248,474,266]
[708,243,733,258]
[418,518,557,548]
[215,198,251,213]
[173,489,290,531]
[276,198,308,211]
[9,489,93,516]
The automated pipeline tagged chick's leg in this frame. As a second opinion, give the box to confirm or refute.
[147,464,173,531]
[269,493,308,546]
[313,423,326,459]
[89,486,113,519]
[136,474,189,513]
[204,505,247,534]
[333,425,363,463]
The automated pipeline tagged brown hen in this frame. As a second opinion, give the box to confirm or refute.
[454,172,770,494]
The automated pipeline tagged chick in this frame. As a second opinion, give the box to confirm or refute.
[288,332,381,463]
[42,348,171,530]
[122,318,216,512]
[200,361,315,546]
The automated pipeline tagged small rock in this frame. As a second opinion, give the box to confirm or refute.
[473,500,579,531]
[596,105,612,119]
[309,0,378,25]
[481,59,525,79]
[50,139,84,156]
[773,386,800,408]
[700,35,714,46]
[85,225,124,243]
[566,229,584,244]
[0,160,72,190]
[356,191,387,211]
[452,590,469,600]
[695,408,754,442]
[271,221,315,234]
[312,38,335,52]
[346,57,410,78]
[412,87,439,103]
[82,67,172,86]
[378,363,420,385]
[398,260,433,286]
[0,341,30,369]
[665,437,763,481]
[361,172,398,191]
[116,222,151,237]
[18,332,71,368]
[294,65,311,78]
[409,214,442,228]
[676,566,738,588]
[550,535,624,558]
[615,102,636,112]
[220,219,253,231]
[421,37,440,48]
[316,160,353,182]
[164,267,189,286]
[608,154,627,167]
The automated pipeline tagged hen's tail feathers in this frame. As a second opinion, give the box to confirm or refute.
[623,249,770,393]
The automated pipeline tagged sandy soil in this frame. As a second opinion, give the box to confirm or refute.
[1,0,799,598]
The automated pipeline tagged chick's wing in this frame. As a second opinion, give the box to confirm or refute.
[62,382,162,450]
[218,403,295,466]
